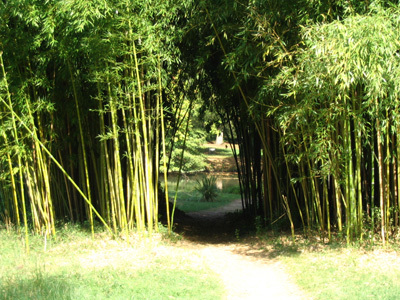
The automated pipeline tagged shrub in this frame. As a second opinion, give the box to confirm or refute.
[195,176,218,202]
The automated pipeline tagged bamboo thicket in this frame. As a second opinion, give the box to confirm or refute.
[0,0,183,238]
[190,1,400,244]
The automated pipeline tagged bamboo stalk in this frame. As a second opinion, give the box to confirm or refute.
[171,100,193,227]
[376,115,386,245]
[0,52,29,251]
[67,61,94,238]
[0,96,113,233]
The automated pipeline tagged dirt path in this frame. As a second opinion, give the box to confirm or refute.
[177,199,307,300]
[186,198,244,219]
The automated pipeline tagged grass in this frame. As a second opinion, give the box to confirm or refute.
[166,142,240,210]
[173,193,237,212]
[3,220,400,300]
[170,184,241,213]
[0,225,225,300]
[167,173,240,213]
[253,233,400,300]
[285,249,400,299]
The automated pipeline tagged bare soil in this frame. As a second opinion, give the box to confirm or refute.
[175,199,308,300]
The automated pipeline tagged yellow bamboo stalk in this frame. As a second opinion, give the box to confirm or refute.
[0,52,29,251]
[106,76,128,232]
[132,40,154,234]
[0,96,113,234]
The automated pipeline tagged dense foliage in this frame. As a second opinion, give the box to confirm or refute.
[0,0,189,241]
[181,0,400,244]
[2,0,400,245]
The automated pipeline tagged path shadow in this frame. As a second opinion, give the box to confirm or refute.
[174,209,246,244]
[173,205,308,260]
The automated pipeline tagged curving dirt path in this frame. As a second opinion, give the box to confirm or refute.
[177,199,308,300]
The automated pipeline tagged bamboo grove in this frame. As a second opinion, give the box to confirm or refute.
[184,0,400,244]
[2,0,400,244]
[0,0,191,238]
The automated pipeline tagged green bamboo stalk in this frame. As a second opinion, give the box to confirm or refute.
[265,119,273,224]
[397,124,400,229]
[153,64,162,233]
[376,116,386,245]
[58,151,74,221]
[346,113,357,242]
[333,168,343,232]
[35,142,55,236]
[282,141,305,230]
[96,81,112,229]
[160,84,171,233]
[0,52,29,251]
[300,160,311,232]
[323,178,331,241]
[171,101,193,227]
[354,95,363,238]
[67,61,94,238]
[26,59,57,236]
[302,135,323,233]
[282,195,295,243]
[392,133,398,229]
[332,117,343,233]
[1,134,20,227]
[385,110,391,238]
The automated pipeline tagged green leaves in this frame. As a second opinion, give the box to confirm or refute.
[195,175,218,202]
[297,7,400,103]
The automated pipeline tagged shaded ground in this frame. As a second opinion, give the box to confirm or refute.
[175,199,308,300]
[175,198,244,244]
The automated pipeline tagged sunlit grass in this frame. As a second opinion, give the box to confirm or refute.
[0,226,225,300]
[170,187,241,213]
[284,247,400,299]
[254,233,400,300]
[167,174,240,212]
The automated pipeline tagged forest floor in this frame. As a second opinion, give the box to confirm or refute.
[174,199,309,300]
